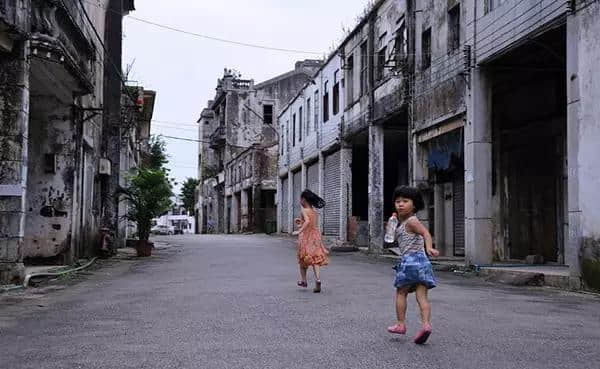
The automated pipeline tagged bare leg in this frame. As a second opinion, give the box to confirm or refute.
[415,284,431,326]
[299,266,307,282]
[312,265,321,281]
[395,288,409,325]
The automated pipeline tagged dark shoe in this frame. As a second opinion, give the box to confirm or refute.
[313,280,321,293]
[297,281,307,288]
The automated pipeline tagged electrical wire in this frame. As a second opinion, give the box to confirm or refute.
[80,0,322,55]
[68,0,137,105]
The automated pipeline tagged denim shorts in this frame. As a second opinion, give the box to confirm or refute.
[393,251,436,292]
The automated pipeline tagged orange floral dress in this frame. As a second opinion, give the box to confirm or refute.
[297,208,329,268]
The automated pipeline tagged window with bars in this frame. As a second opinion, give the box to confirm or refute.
[360,41,368,96]
[299,106,303,142]
[323,81,330,123]
[422,28,432,70]
[314,90,319,131]
[292,114,296,146]
[333,70,340,115]
[376,46,387,81]
[346,55,354,105]
[263,104,273,124]
[306,98,311,134]
[448,4,460,54]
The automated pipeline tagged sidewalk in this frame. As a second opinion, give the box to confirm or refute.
[358,246,574,289]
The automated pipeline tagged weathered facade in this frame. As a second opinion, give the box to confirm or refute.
[196,61,321,234]
[277,52,347,243]
[0,0,144,284]
[274,0,600,289]
[409,0,600,289]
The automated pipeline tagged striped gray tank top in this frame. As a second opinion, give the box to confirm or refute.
[395,215,425,257]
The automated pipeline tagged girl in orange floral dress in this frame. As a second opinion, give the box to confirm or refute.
[292,189,329,293]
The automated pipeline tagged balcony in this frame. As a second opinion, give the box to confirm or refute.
[0,0,29,39]
[209,126,226,149]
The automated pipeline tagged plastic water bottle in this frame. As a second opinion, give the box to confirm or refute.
[384,213,398,243]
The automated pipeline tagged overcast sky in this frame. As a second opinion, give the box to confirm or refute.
[123,0,369,193]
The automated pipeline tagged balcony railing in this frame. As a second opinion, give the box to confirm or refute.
[209,126,226,149]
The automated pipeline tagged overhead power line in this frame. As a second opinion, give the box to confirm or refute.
[81,0,322,55]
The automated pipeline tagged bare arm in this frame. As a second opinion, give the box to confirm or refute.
[292,208,311,236]
[406,217,439,257]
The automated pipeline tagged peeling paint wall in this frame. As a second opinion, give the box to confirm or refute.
[24,97,75,260]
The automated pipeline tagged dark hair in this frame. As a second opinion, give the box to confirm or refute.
[301,189,326,209]
[392,186,425,212]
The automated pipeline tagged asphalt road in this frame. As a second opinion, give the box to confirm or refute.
[1,234,599,369]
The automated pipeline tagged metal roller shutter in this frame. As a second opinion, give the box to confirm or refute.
[307,163,319,194]
[292,170,302,220]
[323,151,341,236]
[281,177,289,233]
[453,174,465,256]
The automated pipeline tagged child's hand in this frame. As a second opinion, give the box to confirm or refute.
[427,248,440,257]
[291,230,300,236]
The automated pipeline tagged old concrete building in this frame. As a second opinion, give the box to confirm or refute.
[196,61,321,234]
[329,0,410,249]
[410,0,468,258]
[406,0,600,289]
[277,53,346,241]
[0,0,142,284]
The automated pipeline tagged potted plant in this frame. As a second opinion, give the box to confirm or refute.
[118,168,173,257]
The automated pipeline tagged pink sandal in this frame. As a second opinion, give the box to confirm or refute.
[297,281,308,288]
[387,323,407,335]
[413,323,432,344]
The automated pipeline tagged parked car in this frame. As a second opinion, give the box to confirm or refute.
[151,225,174,235]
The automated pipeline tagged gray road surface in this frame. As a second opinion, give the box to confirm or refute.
[1,234,599,369]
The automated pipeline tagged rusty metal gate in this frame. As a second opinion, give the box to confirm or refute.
[323,151,341,236]
[453,174,465,256]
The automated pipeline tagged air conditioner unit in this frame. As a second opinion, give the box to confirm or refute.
[99,158,112,175]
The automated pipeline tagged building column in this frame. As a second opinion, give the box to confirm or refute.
[368,125,384,252]
[566,5,600,289]
[287,171,294,233]
[339,145,352,242]
[276,177,282,233]
[301,162,307,192]
[464,67,493,266]
[240,189,248,232]
[318,153,325,232]
[0,41,29,283]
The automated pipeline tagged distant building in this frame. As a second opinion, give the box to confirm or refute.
[195,61,321,234]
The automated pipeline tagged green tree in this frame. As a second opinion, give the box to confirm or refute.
[180,177,200,215]
[118,168,173,242]
[145,135,169,171]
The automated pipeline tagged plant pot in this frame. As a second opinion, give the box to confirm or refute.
[136,240,152,257]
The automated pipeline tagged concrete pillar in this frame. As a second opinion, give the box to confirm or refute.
[339,145,352,242]
[464,67,493,266]
[231,193,239,233]
[240,189,248,232]
[0,41,29,283]
[318,153,325,232]
[301,162,307,192]
[287,171,294,233]
[276,177,282,233]
[368,125,384,252]
[566,4,600,289]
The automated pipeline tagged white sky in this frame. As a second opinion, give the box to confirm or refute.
[123,0,369,192]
